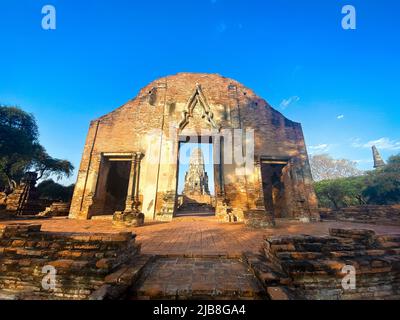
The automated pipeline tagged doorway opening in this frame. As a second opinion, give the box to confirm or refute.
[260,159,289,219]
[175,137,215,217]
[92,157,131,216]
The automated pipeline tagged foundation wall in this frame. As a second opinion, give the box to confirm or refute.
[0,223,141,300]
[246,228,400,300]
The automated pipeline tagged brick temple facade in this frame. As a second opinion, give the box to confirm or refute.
[69,73,319,226]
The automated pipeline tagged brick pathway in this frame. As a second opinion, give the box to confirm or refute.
[1,216,400,256]
[131,256,265,299]
[1,216,400,300]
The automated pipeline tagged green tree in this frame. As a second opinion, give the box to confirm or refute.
[29,144,74,181]
[36,179,75,202]
[362,154,400,205]
[314,176,367,209]
[0,105,74,192]
[314,154,400,208]
[0,106,39,190]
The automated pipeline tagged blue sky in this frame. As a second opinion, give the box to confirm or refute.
[1,0,399,186]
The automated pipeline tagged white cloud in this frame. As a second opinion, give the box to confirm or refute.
[279,96,300,109]
[352,137,400,151]
[308,144,331,154]
[354,159,373,164]
[217,22,227,33]
[350,138,363,148]
[337,114,344,120]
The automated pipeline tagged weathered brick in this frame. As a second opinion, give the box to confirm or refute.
[68,73,319,226]
[252,228,400,300]
[0,223,141,300]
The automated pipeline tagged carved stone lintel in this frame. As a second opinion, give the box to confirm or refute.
[178,84,220,132]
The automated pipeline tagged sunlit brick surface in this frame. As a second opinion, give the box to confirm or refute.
[2,217,399,256]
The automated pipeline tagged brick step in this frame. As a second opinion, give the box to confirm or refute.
[281,256,399,276]
[176,207,214,214]
[0,244,140,264]
[244,256,290,285]
[174,211,215,217]
[129,256,267,300]
[379,241,400,249]
[276,251,325,260]
[265,242,367,254]
[376,234,400,243]
[329,249,396,258]
[242,252,294,299]
[90,254,155,300]
[91,215,114,221]
[177,203,214,212]
[0,256,154,300]
[0,289,39,300]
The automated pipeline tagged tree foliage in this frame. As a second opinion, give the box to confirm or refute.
[36,179,75,202]
[314,176,367,209]
[310,154,362,182]
[362,155,400,205]
[28,144,74,181]
[0,105,74,192]
[314,154,400,209]
[0,106,39,190]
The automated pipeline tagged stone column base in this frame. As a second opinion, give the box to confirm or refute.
[155,211,174,221]
[296,215,320,223]
[215,197,233,222]
[243,210,275,228]
[113,211,144,227]
[156,200,175,221]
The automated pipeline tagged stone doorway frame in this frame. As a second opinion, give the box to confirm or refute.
[173,134,225,217]
[259,156,291,220]
[89,152,144,219]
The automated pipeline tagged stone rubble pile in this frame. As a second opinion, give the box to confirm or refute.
[0,223,150,300]
[38,202,71,217]
[244,228,400,300]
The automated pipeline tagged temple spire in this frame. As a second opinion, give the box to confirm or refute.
[183,148,210,195]
[372,145,385,168]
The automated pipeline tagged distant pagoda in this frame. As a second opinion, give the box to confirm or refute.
[372,145,385,168]
[183,148,210,196]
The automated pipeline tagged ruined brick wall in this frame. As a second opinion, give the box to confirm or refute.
[0,192,6,207]
[69,73,318,223]
[5,186,48,215]
[38,202,71,217]
[321,205,400,226]
[245,228,400,300]
[0,223,142,300]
